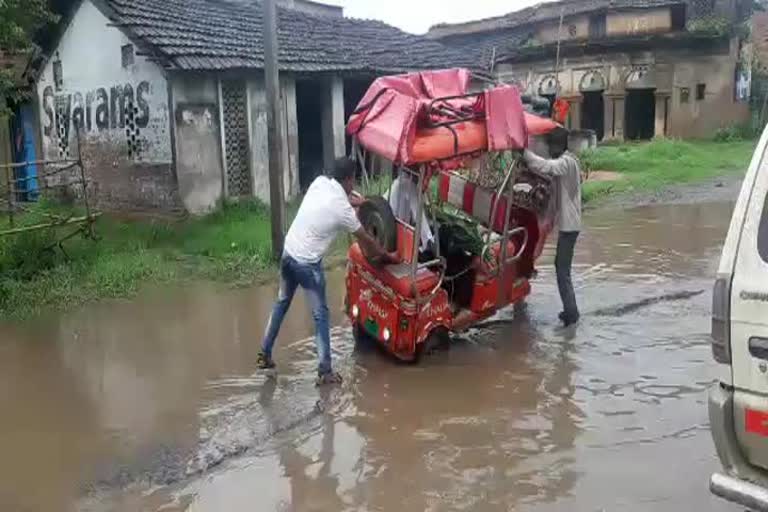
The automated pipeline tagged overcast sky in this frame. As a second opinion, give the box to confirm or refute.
[328,0,542,34]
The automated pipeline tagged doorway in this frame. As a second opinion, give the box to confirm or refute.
[296,79,325,191]
[625,89,656,140]
[581,91,604,141]
[9,102,39,201]
[343,77,374,155]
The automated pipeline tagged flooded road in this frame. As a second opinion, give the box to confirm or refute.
[0,199,741,511]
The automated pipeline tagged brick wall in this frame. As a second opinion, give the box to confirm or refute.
[753,12,768,68]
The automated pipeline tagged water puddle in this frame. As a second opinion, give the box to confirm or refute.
[0,201,740,511]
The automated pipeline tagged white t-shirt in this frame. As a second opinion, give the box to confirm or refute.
[284,176,362,263]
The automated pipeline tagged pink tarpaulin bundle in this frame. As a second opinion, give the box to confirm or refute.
[482,85,528,152]
[347,68,534,165]
[346,69,471,164]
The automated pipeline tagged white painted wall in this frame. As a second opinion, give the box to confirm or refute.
[172,76,223,215]
[36,0,171,164]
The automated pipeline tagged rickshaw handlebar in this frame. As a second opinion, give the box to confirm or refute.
[481,226,529,269]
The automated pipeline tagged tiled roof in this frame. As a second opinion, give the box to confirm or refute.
[436,29,529,71]
[99,0,477,72]
[428,0,684,38]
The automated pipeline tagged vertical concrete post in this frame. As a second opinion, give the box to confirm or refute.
[264,0,286,260]
[566,96,582,131]
[281,77,299,198]
[322,76,346,171]
[603,93,615,140]
[611,94,626,140]
[654,92,670,138]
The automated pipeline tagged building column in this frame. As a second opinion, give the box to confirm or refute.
[322,76,345,171]
[654,91,671,138]
[604,93,625,140]
[603,94,615,140]
[563,95,582,131]
[281,77,299,198]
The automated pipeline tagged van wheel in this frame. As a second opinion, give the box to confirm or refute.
[358,196,397,253]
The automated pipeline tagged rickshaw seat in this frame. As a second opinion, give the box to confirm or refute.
[349,243,440,298]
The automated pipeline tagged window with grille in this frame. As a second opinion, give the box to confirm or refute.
[221,80,252,197]
[589,13,606,38]
[697,83,706,101]
[53,60,63,91]
[55,96,70,159]
[125,99,141,159]
[121,44,135,68]
[689,0,716,21]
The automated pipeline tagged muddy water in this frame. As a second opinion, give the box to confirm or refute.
[0,201,741,511]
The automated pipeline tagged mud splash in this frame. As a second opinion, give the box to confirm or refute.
[0,200,741,511]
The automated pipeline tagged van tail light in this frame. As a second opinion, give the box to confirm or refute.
[712,276,732,364]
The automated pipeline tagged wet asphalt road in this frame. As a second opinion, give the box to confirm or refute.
[0,197,744,511]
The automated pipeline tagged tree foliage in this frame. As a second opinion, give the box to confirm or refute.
[0,0,55,52]
[0,0,56,114]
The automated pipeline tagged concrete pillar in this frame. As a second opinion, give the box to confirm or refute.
[565,96,582,130]
[248,77,269,203]
[281,77,299,198]
[604,93,625,140]
[603,94,615,140]
[249,76,300,203]
[654,91,670,138]
[322,76,345,171]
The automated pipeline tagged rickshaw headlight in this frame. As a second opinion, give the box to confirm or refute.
[351,304,359,318]
[382,328,391,341]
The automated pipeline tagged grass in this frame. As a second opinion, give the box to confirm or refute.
[579,138,756,204]
[0,138,756,319]
[0,200,285,319]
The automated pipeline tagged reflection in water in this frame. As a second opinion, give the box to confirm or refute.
[0,201,743,512]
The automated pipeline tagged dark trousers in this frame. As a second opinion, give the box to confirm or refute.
[555,231,580,319]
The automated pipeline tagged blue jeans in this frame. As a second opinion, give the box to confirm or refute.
[261,255,332,375]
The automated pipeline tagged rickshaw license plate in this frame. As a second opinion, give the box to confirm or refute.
[364,318,379,337]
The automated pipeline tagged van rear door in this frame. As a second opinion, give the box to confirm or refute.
[731,150,768,471]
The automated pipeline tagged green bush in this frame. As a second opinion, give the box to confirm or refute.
[578,148,598,176]
[0,228,59,280]
[714,123,760,142]
[688,16,731,36]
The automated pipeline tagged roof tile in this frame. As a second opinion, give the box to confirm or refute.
[103,0,476,72]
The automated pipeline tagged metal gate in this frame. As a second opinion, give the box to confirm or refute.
[221,80,252,197]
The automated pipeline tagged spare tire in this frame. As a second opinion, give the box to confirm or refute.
[358,196,397,252]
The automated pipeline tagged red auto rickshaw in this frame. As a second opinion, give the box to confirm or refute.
[344,69,561,362]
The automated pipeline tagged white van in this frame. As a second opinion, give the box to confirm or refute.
[710,127,768,510]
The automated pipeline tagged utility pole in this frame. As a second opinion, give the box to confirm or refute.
[264,0,286,260]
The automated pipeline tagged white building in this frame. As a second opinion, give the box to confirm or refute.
[36,0,473,214]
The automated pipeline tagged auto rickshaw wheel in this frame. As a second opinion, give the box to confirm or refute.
[358,196,397,253]
[412,328,450,363]
[352,323,368,343]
